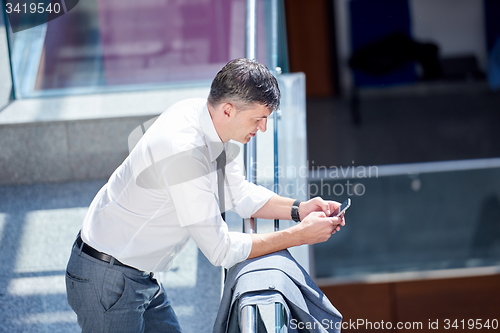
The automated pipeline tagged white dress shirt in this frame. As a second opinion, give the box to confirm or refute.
[81,98,275,272]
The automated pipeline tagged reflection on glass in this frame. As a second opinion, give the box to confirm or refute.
[312,166,500,279]
[8,0,273,97]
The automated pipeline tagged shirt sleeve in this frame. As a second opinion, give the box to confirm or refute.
[187,223,253,269]
[223,156,276,218]
[166,146,255,268]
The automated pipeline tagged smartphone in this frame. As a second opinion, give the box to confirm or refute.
[333,198,351,217]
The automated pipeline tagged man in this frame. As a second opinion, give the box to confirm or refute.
[65,58,345,332]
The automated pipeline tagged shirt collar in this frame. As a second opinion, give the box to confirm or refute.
[200,103,225,162]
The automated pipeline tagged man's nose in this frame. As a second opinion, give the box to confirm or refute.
[257,118,267,132]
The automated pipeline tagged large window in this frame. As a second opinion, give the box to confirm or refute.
[5,0,281,98]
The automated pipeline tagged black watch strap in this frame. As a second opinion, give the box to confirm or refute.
[291,199,302,222]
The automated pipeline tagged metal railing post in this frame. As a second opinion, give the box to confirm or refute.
[243,0,258,234]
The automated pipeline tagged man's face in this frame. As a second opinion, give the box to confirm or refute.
[228,103,272,144]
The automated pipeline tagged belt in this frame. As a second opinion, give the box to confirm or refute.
[76,235,134,269]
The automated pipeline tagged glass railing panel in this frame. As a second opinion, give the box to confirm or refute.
[311,160,500,280]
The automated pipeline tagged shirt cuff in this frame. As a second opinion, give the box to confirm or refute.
[221,232,253,269]
[233,184,275,218]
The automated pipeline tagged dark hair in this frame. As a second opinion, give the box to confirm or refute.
[208,58,281,111]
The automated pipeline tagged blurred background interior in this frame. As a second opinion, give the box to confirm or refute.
[1,0,500,332]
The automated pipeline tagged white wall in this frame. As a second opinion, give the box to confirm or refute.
[334,0,488,93]
[334,0,354,94]
[410,0,487,70]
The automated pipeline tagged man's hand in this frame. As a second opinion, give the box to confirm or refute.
[251,195,346,236]
[298,197,341,218]
[299,197,346,233]
[293,211,344,245]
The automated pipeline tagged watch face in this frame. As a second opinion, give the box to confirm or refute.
[292,206,300,222]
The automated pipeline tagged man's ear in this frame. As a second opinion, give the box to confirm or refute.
[222,103,234,118]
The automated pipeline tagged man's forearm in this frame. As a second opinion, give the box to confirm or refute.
[247,195,304,258]
[248,227,302,259]
[251,195,296,220]
[247,209,343,259]
[246,196,344,259]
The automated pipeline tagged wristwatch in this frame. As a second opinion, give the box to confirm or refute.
[291,199,302,222]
